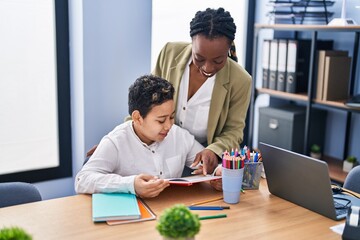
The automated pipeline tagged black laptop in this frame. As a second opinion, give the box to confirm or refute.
[260,142,360,221]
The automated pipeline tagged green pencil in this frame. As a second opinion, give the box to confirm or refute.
[199,214,227,220]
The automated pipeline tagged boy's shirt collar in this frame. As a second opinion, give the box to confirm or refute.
[129,121,158,150]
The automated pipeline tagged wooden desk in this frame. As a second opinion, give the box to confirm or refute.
[0,179,343,240]
[324,156,348,184]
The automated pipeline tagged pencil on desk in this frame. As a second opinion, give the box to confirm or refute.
[188,206,230,210]
[190,197,223,206]
[199,214,227,220]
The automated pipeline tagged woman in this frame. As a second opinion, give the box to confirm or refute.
[152,7,252,175]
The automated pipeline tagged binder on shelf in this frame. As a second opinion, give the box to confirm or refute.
[286,39,333,94]
[276,39,288,92]
[262,39,271,89]
[322,55,351,101]
[285,40,309,93]
[269,39,279,90]
[316,50,348,101]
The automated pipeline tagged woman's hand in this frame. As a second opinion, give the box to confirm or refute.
[134,174,169,198]
[191,149,219,175]
[210,166,222,191]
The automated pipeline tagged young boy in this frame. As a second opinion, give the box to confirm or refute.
[75,75,221,198]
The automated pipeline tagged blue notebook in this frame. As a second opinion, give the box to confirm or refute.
[92,193,141,222]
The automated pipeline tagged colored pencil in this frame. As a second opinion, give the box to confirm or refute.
[199,214,227,220]
[188,206,230,210]
[190,197,223,206]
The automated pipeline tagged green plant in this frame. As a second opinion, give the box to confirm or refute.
[0,226,32,240]
[345,156,358,164]
[156,204,201,239]
[310,144,321,153]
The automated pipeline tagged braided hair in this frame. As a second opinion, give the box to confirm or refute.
[190,7,238,62]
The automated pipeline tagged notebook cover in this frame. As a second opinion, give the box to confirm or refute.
[107,198,156,225]
[92,193,140,222]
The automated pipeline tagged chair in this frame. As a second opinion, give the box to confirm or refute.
[83,144,98,165]
[0,182,42,208]
[343,165,360,194]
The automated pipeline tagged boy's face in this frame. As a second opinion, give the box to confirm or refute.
[134,100,175,145]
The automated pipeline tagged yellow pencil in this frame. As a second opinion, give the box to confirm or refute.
[190,197,223,206]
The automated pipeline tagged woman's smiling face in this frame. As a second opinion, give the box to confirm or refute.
[191,35,230,78]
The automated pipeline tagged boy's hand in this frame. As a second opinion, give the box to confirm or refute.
[134,174,169,198]
[191,149,218,175]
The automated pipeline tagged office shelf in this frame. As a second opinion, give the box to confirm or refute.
[267,0,334,24]
[249,24,360,163]
[255,23,360,31]
[257,88,308,101]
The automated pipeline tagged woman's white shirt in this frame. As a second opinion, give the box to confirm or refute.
[176,58,215,145]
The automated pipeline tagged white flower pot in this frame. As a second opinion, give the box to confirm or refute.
[343,161,354,172]
[310,152,321,159]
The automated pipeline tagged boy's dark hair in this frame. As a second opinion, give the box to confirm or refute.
[189,7,236,42]
[128,75,174,117]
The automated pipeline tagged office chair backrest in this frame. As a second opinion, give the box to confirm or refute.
[0,182,42,208]
[83,144,98,165]
[343,165,360,194]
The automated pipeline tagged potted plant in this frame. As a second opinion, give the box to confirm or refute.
[310,144,322,159]
[156,204,201,240]
[343,156,358,172]
[0,226,32,240]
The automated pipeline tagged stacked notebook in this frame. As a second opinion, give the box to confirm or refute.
[92,193,156,224]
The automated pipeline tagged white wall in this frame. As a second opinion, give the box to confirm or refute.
[151,0,248,68]
[35,0,152,200]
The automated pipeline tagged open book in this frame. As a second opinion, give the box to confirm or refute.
[167,175,222,186]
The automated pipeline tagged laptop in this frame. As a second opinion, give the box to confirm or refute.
[259,142,360,221]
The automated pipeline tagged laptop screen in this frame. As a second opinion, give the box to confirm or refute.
[259,142,351,220]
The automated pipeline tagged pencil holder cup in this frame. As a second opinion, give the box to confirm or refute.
[242,162,263,190]
[222,167,244,204]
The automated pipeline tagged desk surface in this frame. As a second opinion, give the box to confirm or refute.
[0,179,342,240]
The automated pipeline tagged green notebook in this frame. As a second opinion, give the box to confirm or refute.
[92,193,141,222]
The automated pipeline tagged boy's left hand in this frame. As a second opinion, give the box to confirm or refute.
[191,149,219,175]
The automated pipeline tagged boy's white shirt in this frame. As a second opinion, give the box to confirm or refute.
[75,121,204,195]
